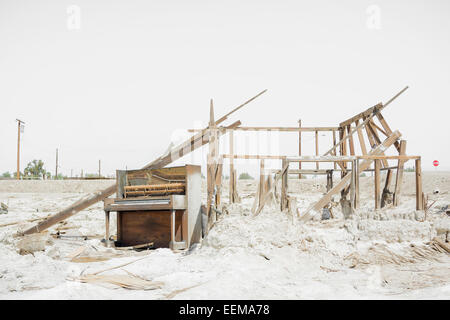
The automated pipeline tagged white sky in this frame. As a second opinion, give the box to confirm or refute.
[1,0,449,177]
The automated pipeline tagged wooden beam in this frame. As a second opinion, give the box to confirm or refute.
[223,155,287,160]
[354,160,360,209]
[299,130,401,221]
[415,158,423,210]
[376,112,401,152]
[315,130,319,170]
[347,125,355,156]
[355,119,367,155]
[298,119,302,179]
[215,89,267,125]
[374,159,381,210]
[281,158,288,211]
[229,129,235,204]
[393,140,407,206]
[339,86,408,128]
[231,126,339,132]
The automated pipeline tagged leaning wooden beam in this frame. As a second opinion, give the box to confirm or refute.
[22,90,261,235]
[299,130,401,221]
[393,140,407,206]
[376,112,400,152]
[339,86,408,128]
[215,89,267,125]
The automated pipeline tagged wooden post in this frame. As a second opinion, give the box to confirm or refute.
[98,159,101,178]
[315,130,319,170]
[298,119,302,178]
[229,129,234,203]
[350,160,356,209]
[374,159,381,210]
[281,158,288,211]
[16,119,25,180]
[259,160,265,206]
[347,125,355,156]
[415,158,423,210]
[104,210,110,243]
[332,130,337,170]
[393,140,407,206]
[355,119,367,155]
[354,159,360,209]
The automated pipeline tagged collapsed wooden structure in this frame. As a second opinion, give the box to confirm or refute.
[21,86,424,243]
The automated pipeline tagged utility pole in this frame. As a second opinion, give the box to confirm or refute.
[55,148,59,179]
[16,119,25,180]
[98,159,101,178]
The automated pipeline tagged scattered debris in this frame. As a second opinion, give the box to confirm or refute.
[0,202,8,214]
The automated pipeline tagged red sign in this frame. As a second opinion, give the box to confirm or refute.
[433,160,439,167]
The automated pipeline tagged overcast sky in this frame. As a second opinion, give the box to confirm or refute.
[1,0,449,177]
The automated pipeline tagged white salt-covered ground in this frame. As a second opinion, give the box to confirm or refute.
[0,172,449,299]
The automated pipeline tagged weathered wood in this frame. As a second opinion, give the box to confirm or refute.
[229,129,235,204]
[393,140,407,206]
[355,119,367,155]
[376,112,400,152]
[354,160,360,209]
[347,125,355,156]
[374,159,381,210]
[315,130,319,170]
[415,158,423,210]
[281,158,288,211]
[215,89,267,125]
[332,130,337,170]
[339,86,408,128]
[299,130,401,221]
[254,162,290,216]
[298,119,302,178]
[231,126,339,132]
[259,160,265,206]
[23,97,245,235]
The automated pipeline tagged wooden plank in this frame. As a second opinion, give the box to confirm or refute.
[355,119,367,155]
[231,126,339,132]
[393,140,407,206]
[298,119,302,178]
[332,130,337,170]
[415,158,423,210]
[347,125,355,156]
[299,130,401,221]
[357,155,419,160]
[374,159,381,210]
[315,130,319,170]
[339,103,382,128]
[223,155,287,160]
[215,89,267,125]
[281,158,288,211]
[376,112,400,152]
[254,162,290,216]
[229,129,234,204]
[354,160,360,209]
[259,160,265,207]
[339,86,408,128]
